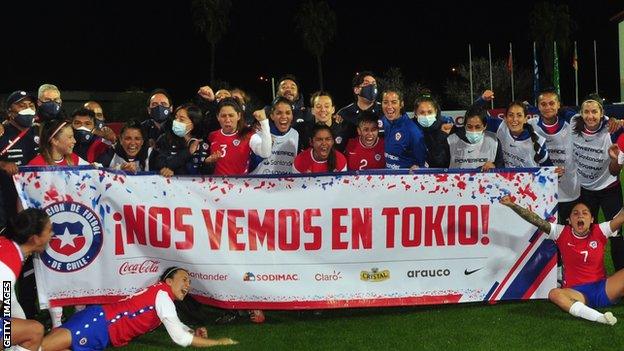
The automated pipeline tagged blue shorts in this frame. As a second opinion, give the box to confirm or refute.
[572,279,617,309]
[61,305,110,351]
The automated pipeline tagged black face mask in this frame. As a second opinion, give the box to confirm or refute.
[14,109,36,128]
[95,119,105,130]
[149,105,171,123]
[74,128,93,144]
[359,84,378,102]
[38,101,62,120]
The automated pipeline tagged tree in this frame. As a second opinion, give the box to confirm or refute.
[191,0,232,85]
[445,57,532,109]
[294,0,336,90]
[528,2,575,85]
[377,67,427,111]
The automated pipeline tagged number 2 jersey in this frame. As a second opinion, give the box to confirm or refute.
[345,137,385,170]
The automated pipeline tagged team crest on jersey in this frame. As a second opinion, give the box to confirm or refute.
[375,154,382,161]
[233,139,241,146]
[34,136,40,145]
[335,136,343,144]
[589,241,598,249]
[395,132,402,141]
[41,202,103,273]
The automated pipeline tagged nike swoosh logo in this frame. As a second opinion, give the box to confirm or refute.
[567,243,574,247]
[464,267,483,275]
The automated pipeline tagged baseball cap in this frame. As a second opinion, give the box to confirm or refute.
[6,90,35,108]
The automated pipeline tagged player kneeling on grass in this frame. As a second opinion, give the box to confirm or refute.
[500,196,624,325]
[42,267,237,350]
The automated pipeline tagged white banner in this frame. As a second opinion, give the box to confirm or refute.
[15,167,558,309]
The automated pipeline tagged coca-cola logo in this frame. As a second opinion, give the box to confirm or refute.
[118,260,160,275]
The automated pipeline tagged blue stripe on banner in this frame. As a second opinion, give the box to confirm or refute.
[483,282,500,302]
[500,239,557,300]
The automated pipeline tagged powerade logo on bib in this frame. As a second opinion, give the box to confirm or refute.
[42,202,103,272]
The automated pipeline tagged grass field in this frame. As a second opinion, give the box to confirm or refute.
[116,297,624,351]
[110,241,624,351]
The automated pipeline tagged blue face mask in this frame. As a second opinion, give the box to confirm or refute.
[14,108,36,128]
[172,120,189,137]
[466,130,484,144]
[150,105,171,123]
[38,101,61,120]
[359,84,378,102]
[417,114,437,128]
[74,126,93,144]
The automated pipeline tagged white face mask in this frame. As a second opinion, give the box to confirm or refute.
[417,114,436,128]
[18,108,36,116]
[172,120,189,137]
[465,130,485,144]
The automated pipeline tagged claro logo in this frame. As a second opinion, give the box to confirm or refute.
[406,268,451,278]
[315,271,342,281]
[360,268,390,282]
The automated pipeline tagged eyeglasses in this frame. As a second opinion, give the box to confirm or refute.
[39,98,62,104]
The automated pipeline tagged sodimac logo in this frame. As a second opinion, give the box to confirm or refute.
[243,272,299,282]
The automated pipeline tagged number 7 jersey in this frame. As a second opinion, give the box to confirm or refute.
[549,222,615,288]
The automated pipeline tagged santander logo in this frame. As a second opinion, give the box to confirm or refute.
[118,260,160,275]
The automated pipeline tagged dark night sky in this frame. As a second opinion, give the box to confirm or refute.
[2,0,622,110]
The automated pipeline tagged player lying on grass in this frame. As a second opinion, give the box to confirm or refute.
[500,196,624,325]
[41,267,237,350]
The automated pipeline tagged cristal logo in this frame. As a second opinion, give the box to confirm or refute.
[42,202,103,272]
[360,267,390,282]
[243,272,299,282]
[118,260,160,275]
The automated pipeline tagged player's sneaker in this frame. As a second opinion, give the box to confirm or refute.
[603,312,617,326]
[249,309,265,323]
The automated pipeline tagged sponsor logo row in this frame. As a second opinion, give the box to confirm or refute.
[116,260,477,282]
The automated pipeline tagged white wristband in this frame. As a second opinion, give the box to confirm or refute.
[618,150,624,165]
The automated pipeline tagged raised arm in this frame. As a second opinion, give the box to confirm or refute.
[609,207,624,233]
[499,195,552,234]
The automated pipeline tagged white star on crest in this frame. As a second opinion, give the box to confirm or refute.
[55,227,78,249]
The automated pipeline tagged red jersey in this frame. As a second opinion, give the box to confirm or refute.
[0,237,23,288]
[103,282,176,347]
[293,148,347,173]
[208,130,252,175]
[28,153,86,166]
[550,222,614,288]
[345,137,385,170]
[87,138,111,163]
